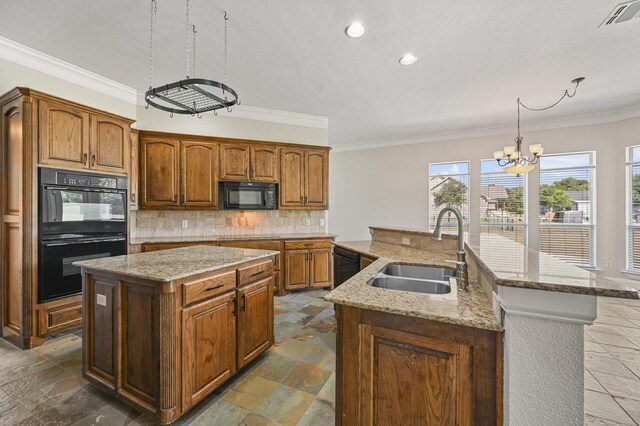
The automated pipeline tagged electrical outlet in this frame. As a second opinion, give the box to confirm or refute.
[402,237,410,246]
[320,218,325,227]
[606,261,612,268]
[305,218,311,226]
[181,220,188,229]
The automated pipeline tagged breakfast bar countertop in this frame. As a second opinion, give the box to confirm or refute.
[326,240,502,331]
[74,245,279,282]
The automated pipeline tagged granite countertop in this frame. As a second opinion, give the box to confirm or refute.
[74,245,278,282]
[130,233,336,245]
[465,233,640,299]
[326,240,502,332]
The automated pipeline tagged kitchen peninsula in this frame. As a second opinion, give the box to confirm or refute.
[75,245,278,425]
[327,227,640,425]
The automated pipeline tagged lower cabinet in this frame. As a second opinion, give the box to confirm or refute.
[284,239,334,291]
[336,305,503,425]
[237,276,274,368]
[182,292,237,409]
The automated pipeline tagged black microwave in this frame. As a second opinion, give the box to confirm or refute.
[220,182,277,210]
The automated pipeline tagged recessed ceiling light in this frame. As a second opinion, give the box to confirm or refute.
[345,22,365,38]
[399,54,417,65]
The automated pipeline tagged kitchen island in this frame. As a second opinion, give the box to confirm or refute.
[75,245,278,425]
[327,227,639,425]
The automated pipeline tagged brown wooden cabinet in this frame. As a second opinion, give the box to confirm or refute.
[182,292,236,409]
[250,146,279,182]
[129,130,139,209]
[237,276,274,368]
[181,141,218,208]
[39,99,90,169]
[89,114,130,173]
[284,239,333,290]
[280,148,328,209]
[336,305,502,425]
[219,143,250,181]
[1,88,134,349]
[140,138,180,207]
[139,136,218,209]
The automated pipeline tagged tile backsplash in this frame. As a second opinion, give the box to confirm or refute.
[130,210,326,239]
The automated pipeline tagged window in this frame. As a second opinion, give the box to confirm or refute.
[429,161,469,233]
[539,152,595,267]
[480,160,527,244]
[626,146,640,272]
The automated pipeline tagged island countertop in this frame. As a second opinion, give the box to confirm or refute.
[326,240,502,331]
[74,245,278,282]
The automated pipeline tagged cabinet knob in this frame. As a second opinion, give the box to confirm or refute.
[83,153,88,165]
[91,154,96,167]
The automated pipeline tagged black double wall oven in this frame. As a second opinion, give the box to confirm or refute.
[38,168,128,303]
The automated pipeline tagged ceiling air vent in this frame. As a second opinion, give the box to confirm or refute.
[600,1,640,27]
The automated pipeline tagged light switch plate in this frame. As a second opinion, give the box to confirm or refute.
[305,218,311,226]
[96,294,107,307]
[320,218,325,227]
[181,220,188,228]
[402,237,410,245]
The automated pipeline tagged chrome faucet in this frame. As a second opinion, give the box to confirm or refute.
[432,207,468,290]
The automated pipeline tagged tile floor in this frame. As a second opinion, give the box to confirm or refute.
[585,296,640,425]
[0,292,639,425]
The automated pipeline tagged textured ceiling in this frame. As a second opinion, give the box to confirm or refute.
[1,0,639,148]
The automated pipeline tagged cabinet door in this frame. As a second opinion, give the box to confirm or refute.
[183,292,236,408]
[139,138,180,207]
[219,143,249,181]
[358,325,473,425]
[304,150,328,209]
[250,146,278,182]
[284,250,309,290]
[129,130,139,209]
[181,141,218,208]
[280,148,305,208]
[89,114,129,173]
[39,99,90,169]
[237,277,274,368]
[310,248,333,288]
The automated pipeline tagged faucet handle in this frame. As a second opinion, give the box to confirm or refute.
[445,259,465,265]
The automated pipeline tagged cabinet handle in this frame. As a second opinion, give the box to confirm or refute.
[91,154,96,167]
[241,294,246,311]
[83,153,88,165]
[205,284,223,292]
[181,194,185,205]
[232,298,236,316]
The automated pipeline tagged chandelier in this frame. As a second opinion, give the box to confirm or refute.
[144,0,239,118]
[493,77,585,175]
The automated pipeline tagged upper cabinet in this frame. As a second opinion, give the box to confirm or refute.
[280,148,328,210]
[219,143,250,181]
[39,99,90,169]
[220,143,279,183]
[39,99,131,174]
[89,114,130,173]
[139,136,218,209]
[250,146,279,182]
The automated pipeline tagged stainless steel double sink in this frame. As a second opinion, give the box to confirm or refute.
[367,264,455,295]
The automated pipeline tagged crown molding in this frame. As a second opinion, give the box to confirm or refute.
[1,36,329,129]
[331,102,640,153]
[0,36,138,104]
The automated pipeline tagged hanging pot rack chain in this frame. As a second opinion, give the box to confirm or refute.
[148,0,157,91]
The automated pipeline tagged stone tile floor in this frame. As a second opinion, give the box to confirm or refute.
[585,296,640,425]
[1,291,639,425]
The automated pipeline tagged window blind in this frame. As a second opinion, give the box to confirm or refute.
[539,153,595,267]
[428,162,469,233]
[480,160,527,244]
[626,147,640,272]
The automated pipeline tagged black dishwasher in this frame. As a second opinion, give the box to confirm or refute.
[333,246,361,286]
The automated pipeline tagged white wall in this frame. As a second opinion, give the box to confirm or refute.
[329,116,640,278]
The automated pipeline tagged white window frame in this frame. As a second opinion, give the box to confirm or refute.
[626,146,640,273]
[538,151,597,268]
[479,159,528,246]
[428,161,470,232]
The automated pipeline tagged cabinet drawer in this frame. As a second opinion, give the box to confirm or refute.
[284,239,332,250]
[238,259,274,287]
[38,299,83,337]
[183,271,236,305]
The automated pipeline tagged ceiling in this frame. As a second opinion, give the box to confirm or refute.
[1,0,639,149]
